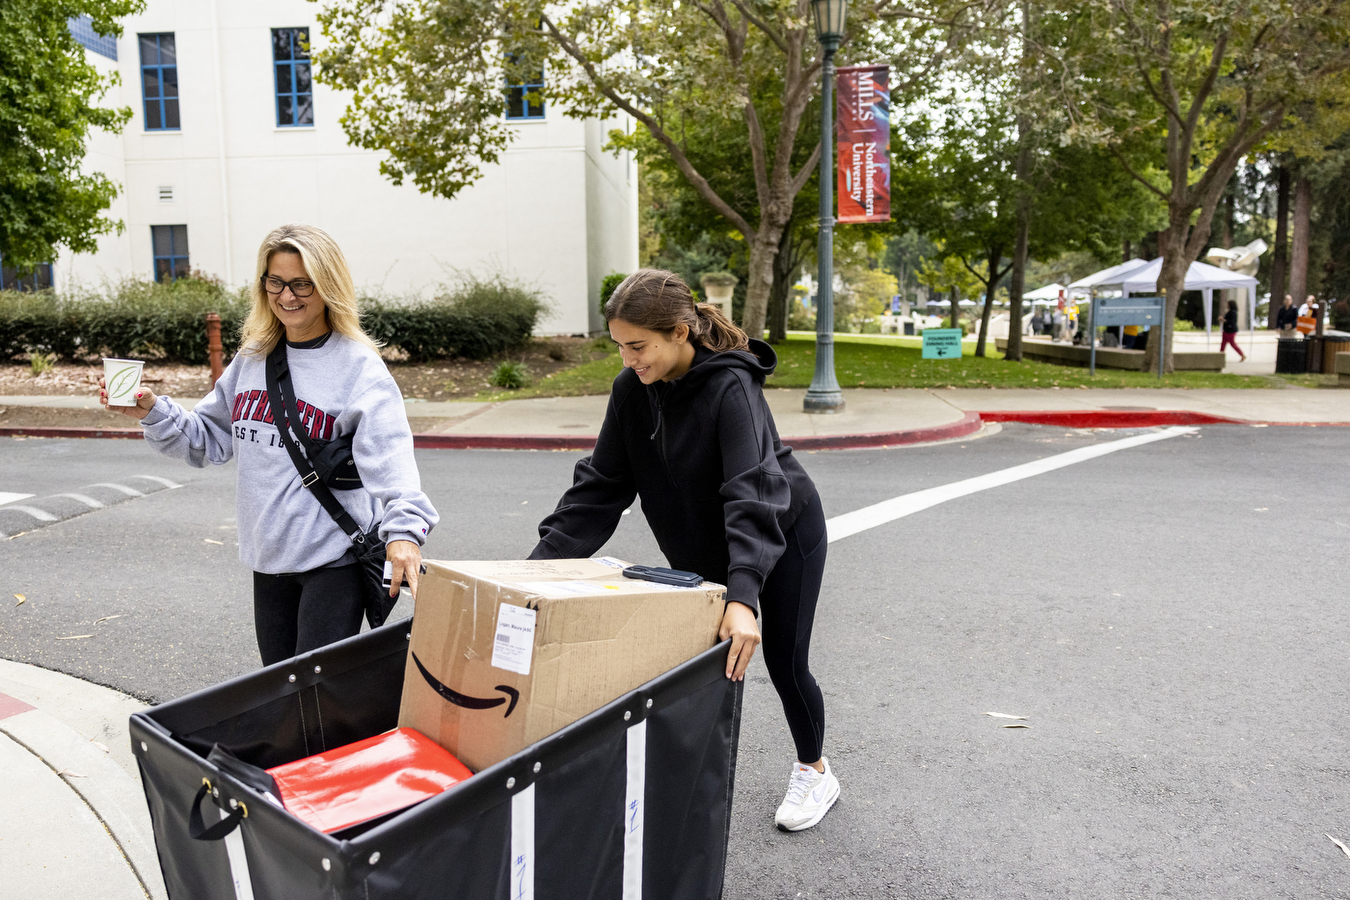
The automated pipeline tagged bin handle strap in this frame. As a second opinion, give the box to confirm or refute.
[189,779,245,841]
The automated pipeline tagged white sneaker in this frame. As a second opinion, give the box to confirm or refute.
[773,757,840,831]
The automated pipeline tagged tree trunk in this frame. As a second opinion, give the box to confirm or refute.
[1268,165,1289,329]
[1007,138,1033,363]
[766,226,795,343]
[1123,239,1131,263]
[975,246,1002,358]
[1289,173,1312,308]
[949,286,959,335]
[1152,223,1191,374]
[743,226,785,336]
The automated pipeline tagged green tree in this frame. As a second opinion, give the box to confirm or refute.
[316,0,994,337]
[0,2,139,273]
[1049,0,1350,371]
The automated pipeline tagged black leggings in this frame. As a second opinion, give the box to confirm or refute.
[758,492,828,764]
[252,564,366,667]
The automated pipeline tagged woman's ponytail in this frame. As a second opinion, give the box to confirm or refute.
[606,268,751,352]
[692,303,750,352]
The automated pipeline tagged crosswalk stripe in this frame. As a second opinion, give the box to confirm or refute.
[825,426,1197,543]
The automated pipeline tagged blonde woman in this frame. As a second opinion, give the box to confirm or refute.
[99,224,437,666]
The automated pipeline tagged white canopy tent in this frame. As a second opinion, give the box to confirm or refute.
[1065,259,1150,296]
[1023,283,1067,305]
[1069,257,1259,347]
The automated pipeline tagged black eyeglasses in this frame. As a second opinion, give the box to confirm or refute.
[261,275,316,298]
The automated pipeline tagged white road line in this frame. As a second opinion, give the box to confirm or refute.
[132,475,181,489]
[825,426,1197,543]
[4,505,58,523]
[48,493,105,509]
[88,482,145,497]
[0,492,35,506]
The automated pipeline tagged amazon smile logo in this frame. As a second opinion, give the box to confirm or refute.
[413,652,520,717]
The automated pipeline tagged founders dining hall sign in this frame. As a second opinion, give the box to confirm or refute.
[835,64,891,224]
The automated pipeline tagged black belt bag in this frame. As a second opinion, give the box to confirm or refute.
[265,343,398,629]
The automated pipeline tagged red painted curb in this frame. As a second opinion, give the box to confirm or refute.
[973,409,1245,428]
[411,411,985,451]
[0,426,145,439]
[412,433,600,451]
[785,411,984,450]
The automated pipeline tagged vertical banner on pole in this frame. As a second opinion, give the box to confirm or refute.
[836,65,891,224]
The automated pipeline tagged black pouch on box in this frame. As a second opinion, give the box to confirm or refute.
[130,620,743,900]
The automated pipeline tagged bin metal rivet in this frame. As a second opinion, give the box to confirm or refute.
[229,798,238,809]
[212,788,219,798]
[288,674,296,683]
[406,633,412,641]
[322,858,331,872]
[624,710,631,721]
[646,699,653,709]
[314,665,322,674]
[533,761,541,773]
[140,741,148,752]
[506,777,516,789]
[369,852,381,865]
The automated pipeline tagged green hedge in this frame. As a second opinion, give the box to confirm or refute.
[0,273,547,364]
[361,274,548,362]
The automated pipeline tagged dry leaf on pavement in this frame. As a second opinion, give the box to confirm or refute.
[56,634,94,640]
[13,593,24,606]
[985,712,1028,720]
[1327,834,1350,859]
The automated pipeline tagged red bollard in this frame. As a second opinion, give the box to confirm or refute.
[206,312,224,387]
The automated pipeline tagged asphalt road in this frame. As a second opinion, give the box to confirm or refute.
[2,423,1348,898]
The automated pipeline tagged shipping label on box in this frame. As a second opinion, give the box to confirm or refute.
[399,559,727,772]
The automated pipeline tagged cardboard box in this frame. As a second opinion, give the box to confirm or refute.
[399,557,727,772]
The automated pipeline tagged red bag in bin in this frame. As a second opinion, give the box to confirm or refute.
[267,727,473,833]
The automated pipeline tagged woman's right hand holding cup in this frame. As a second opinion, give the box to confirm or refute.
[98,377,157,420]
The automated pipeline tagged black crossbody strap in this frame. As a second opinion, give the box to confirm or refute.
[264,343,367,544]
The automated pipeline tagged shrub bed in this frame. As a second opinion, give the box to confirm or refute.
[0,272,547,364]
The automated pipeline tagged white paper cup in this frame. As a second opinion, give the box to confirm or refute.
[103,358,145,407]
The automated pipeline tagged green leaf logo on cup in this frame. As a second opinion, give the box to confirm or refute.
[109,366,140,402]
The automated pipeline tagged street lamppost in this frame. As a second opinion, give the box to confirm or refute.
[804,0,847,414]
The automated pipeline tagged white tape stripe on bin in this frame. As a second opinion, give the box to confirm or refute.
[825,426,1197,543]
[623,719,647,900]
[511,783,535,900]
[221,807,256,900]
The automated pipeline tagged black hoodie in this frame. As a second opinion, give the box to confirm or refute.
[529,339,818,613]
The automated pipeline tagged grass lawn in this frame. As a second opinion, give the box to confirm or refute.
[477,332,1309,399]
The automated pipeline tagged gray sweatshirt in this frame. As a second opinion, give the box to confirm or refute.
[140,333,438,575]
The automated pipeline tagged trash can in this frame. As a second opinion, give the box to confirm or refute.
[903,321,915,336]
[130,620,743,900]
[1275,338,1307,374]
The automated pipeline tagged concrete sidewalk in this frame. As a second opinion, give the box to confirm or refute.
[0,659,165,900]
[2,386,1345,448]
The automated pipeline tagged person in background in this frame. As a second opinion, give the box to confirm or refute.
[1052,303,1066,341]
[1030,308,1044,336]
[99,224,437,666]
[1276,295,1298,337]
[529,268,839,833]
[1220,299,1247,362]
[1122,324,1139,349]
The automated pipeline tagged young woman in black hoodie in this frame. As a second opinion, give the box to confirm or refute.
[529,269,839,832]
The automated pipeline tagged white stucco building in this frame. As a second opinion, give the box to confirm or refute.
[60,2,638,335]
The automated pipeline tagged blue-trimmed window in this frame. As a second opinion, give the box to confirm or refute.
[505,61,545,120]
[152,225,189,282]
[272,28,314,127]
[69,15,118,60]
[0,255,54,292]
[139,34,179,131]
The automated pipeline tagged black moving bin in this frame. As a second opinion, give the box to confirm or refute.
[129,620,743,900]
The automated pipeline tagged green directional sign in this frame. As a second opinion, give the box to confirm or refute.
[921,328,963,359]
